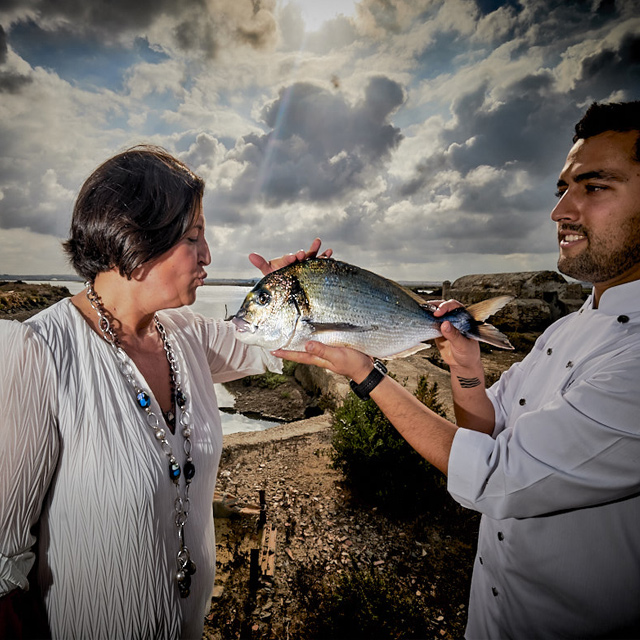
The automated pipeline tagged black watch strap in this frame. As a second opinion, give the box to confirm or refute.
[350,360,388,400]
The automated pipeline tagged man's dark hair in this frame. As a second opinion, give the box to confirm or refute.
[63,145,205,282]
[573,101,640,162]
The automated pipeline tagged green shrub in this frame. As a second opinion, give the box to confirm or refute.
[331,375,448,515]
[281,359,297,377]
[293,560,430,640]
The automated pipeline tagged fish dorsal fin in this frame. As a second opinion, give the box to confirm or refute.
[399,284,433,305]
[367,270,434,307]
[466,296,513,323]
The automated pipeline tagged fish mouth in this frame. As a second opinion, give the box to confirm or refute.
[231,316,256,334]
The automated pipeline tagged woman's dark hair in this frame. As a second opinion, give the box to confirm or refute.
[63,145,205,281]
[573,101,640,162]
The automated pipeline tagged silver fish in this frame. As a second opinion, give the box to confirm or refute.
[231,258,513,358]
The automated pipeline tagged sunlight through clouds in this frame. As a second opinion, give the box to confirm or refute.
[289,0,358,32]
[0,0,638,280]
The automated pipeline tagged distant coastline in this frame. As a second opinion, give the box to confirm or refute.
[0,274,259,287]
[0,274,444,290]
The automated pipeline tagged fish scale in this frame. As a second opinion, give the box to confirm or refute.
[290,263,440,354]
[231,258,513,358]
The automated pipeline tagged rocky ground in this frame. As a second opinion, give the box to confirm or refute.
[205,347,526,640]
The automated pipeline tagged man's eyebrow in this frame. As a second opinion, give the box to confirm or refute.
[557,170,627,188]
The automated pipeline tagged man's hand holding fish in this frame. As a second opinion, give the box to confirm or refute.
[271,321,467,476]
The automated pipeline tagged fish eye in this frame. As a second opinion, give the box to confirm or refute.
[256,290,271,306]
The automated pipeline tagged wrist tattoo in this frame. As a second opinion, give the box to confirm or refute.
[457,376,481,389]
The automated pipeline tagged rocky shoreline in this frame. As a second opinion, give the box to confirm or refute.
[0,281,72,321]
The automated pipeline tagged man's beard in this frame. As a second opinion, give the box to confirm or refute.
[557,218,640,283]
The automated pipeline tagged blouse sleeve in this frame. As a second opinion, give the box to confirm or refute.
[448,344,640,519]
[194,313,283,382]
[0,321,59,596]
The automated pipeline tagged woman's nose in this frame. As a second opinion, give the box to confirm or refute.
[200,239,211,265]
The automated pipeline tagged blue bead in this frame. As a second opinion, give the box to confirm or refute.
[184,461,196,481]
[137,391,151,409]
[176,390,187,409]
[169,462,181,481]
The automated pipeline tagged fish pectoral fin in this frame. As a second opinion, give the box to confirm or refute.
[305,320,378,334]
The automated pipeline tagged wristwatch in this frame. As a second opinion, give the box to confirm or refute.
[349,359,388,400]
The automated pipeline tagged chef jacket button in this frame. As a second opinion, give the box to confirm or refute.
[617,315,629,323]
[547,348,553,355]
[519,398,526,406]
[492,587,499,597]
[497,532,504,541]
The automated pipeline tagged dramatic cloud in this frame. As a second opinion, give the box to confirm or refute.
[229,76,404,205]
[1,0,639,280]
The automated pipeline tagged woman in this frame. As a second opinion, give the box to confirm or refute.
[0,145,329,639]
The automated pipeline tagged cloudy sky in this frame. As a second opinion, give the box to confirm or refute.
[1,0,639,282]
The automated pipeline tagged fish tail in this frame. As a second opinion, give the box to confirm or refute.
[458,295,514,350]
[473,323,514,350]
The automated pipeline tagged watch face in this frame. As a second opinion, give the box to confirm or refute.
[374,359,388,374]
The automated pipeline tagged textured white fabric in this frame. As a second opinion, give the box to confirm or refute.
[0,299,280,639]
[448,279,640,639]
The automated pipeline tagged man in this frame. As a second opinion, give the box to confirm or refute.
[275,101,640,638]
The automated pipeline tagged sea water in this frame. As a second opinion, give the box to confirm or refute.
[39,281,278,435]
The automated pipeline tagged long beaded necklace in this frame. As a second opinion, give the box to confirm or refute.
[85,282,197,598]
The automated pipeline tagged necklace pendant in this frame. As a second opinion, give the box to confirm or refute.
[176,548,196,598]
[177,572,192,598]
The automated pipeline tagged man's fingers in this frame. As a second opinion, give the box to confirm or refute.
[433,299,464,317]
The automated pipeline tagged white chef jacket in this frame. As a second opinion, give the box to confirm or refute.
[448,279,640,639]
[0,299,280,640]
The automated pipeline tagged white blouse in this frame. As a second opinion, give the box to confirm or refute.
[0,299,279,639]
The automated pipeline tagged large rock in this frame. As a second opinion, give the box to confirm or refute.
[441,271,588,332]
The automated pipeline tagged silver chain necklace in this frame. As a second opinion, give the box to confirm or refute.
[85,282,197,598]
